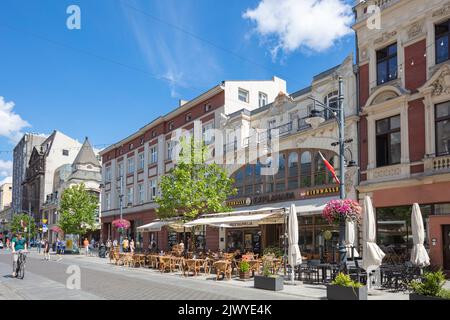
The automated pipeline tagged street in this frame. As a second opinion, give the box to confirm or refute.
[0,250,309,300]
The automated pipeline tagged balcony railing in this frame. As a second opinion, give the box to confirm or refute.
[269,122,293,138]
[297,117,312,131]
[432,155,450,172]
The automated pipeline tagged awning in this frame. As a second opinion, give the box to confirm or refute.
[137,220,170,232]
[184,211,282,227]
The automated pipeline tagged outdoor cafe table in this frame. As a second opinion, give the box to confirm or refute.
[316,263,339,283]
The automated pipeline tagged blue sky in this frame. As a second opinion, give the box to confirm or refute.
[0,0,355,183]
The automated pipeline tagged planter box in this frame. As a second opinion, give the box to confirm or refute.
[254,275,284,291]
[326,285,368,300]
[409,293,448,301]
[239,271,250,280]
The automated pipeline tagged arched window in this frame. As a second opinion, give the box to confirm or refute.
[314,152,326,186]
[323,91,338,121]
[277,154,286,179]
[288,152,298,177]
[300,152,312,187]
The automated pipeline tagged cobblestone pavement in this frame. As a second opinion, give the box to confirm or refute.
[0,250,308,300]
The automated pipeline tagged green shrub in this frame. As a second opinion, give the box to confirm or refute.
[263,246,283,258]
[331,273,363,288]
[438,288,450,299]
[262,261,271,277]
[409,270,447,297]
[240,260,250,273]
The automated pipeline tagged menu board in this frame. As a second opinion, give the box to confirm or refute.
[168,232,178,249]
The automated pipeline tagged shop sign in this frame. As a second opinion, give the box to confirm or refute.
[252,192,295,205]
[226,198,252,207]
[301,186,339,197]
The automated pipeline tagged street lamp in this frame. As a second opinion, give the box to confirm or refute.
[117,176,124,253]
[305,76,354,272]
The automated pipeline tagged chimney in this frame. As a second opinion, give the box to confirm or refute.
[179,100,188,107]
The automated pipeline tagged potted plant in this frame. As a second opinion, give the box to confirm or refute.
[254,260,284,291]
[239,260,251,280]
[409,270,450,300]
[327,273,367,300]
[322,199,362,225]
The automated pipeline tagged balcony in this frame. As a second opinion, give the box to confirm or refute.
[425,154,450,174]
[269,122,293,138]
[297,117,312,131]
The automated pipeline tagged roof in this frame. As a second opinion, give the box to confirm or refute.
[312,65,340,82]
[290,86,312,99]
[73,138,101,167]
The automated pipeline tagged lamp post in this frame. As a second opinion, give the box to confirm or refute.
[305,76,355,273]
[118,175,124,253]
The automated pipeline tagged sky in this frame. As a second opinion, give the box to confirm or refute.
[0,0,356,185]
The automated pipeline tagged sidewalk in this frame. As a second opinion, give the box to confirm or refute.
[26,250,413,300]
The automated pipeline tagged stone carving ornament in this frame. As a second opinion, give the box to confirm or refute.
[432,67,450,96]
[374,31,397,45]
[407,21,423,40]
[433,2,450,17]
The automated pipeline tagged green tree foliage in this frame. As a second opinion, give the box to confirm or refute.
[10,213,37,239]
[156,137,237,222]
[58,183,98,238]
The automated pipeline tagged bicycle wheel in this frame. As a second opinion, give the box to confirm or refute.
[18,256,25,279]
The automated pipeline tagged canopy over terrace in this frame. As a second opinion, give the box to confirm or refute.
[184,196,337,228]
[137,218,191,233]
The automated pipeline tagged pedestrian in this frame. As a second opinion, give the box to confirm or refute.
[130,239,135,254]
[113,239,118,249]
[83,238,89,256]
[122,238,129,253]
[43,237,50,261]
[56,238,62,261]
[106,239,112,256]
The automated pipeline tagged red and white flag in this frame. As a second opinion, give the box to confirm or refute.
[318,151,340,185]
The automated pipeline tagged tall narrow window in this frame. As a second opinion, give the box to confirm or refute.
[118,162,124,178]
[377,43,397,85]
[288,152,299,190]
[436,20,450,65]
[202,122,215,145]
[127,187,134,205]
[138,153,144,170]
[149,179,157,200]
[238,88,249,103]
[314,152,326,186]
[105,166,112,182]
[376,115,401,167]
[138,183,144,204]
[300,152,312,187]
[167,141,173,160]
[105,193,111,210]
[323,91,338,121]
[277,154,286,179]
[127,157,135,174]
[259,92,268,107]
[436,102,450,156]
[150,146,158,164]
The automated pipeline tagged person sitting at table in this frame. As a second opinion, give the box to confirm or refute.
[234,249,242,260]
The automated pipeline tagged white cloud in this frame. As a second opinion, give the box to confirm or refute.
[0,176,12,185]
[243,0,353,57]
[0,160,13,185]
[0,96,30,143]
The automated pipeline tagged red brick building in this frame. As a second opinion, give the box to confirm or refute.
[354,0,450,271]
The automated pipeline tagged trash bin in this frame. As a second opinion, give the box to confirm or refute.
[99,244,106,258]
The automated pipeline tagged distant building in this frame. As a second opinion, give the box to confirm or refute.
[12,133,47,214]
[42,137,102,243]
[0,183,12,211]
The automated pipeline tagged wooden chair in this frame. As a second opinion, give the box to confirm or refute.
[109,250,119,265]
[135,254,146,268]
[199,259,211,276]
[183,259,200,277]
[123,254,135,267]
[159,256,172,273]
[171,256,184,272]
[213,260,232,280]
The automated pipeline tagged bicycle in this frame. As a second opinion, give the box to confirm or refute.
[13,250,28,280]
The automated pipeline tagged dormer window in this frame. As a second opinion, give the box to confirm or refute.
[62,149,69,156]
[129,143,134,150]
[204,104,212,112]
[152,130,157,138]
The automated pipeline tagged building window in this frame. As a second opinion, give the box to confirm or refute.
[259,92,268,107]
[62,149,69,156]
[376,43,397,85]
[288,152,298,177]
[323,91,338,121]
[127,157,135,174]
[435,102,450,156]
[204,104,212,112]
[138,153,144,170]
[138,183,144,204]
[105,166,112,182]
[149,179,157,200]
[314,153,326,186]
[118,162,124,178]
[436,20,450,65]
[105,193,111,211]
[202,122,215,145]
[185,113,192,122]
[167,141,173,160]
[129,143,134,150]
[152,130,157,138]
[150,146,158,164]
[277,154,286,179]
[300,152,312,187]
[238,88,249,103]
[127,187,134,205]
[376,115,401,167]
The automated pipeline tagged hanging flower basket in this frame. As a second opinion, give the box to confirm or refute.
[322,199,362,225]
[112,219,131,230]
[51,226,63,234]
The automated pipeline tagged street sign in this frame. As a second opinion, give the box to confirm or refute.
[42,219,48,224]
[42,224,48,233]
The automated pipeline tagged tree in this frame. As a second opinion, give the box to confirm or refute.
[58,183,98,241]
[10,213,37,240]
[156,137,237,248]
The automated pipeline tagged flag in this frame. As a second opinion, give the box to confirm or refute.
[318,151,340,185]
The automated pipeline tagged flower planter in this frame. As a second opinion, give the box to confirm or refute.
[326,285,367,300]
[409,293,448,301]
[239,271,250,280]
[254,275,284,291]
